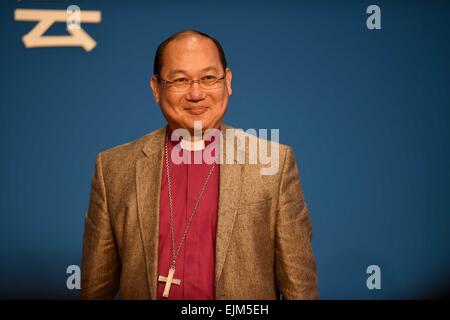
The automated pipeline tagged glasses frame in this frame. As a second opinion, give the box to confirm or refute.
[155,74,226,91]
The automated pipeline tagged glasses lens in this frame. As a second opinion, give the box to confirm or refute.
[200,76,218,87]
[165,76,224,92]
[170,78,190,91]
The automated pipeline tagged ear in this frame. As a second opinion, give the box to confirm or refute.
[225,68,232,96]
[150,75,161,103]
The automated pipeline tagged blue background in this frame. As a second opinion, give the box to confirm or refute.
[1,0,449,299]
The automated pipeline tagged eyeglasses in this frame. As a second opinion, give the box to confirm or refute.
[156,74,225,92]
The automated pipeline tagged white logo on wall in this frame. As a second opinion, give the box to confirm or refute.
[14,6,101,52]
[366,265,381,290]
[366,5,381,30]
[66,265,81,290]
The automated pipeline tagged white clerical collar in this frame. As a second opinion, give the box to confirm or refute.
[180,138,205,151]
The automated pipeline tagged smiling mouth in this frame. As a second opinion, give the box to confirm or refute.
[185,107,208,115]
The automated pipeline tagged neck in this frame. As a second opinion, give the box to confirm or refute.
[168,122,222,142]
[188,134,204,142]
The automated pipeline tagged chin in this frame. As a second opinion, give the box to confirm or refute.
[184,117,212,131]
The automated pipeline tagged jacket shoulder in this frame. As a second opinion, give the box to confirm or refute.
[97,127,165,165]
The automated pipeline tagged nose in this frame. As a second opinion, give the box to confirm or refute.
[186,81,206,101]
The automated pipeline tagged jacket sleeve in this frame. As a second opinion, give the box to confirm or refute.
[275,146,318,299]
[81,153,120,299]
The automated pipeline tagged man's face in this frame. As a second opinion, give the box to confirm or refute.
[150,34,232,133]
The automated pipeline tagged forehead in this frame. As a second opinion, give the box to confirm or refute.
[160,35,222,76]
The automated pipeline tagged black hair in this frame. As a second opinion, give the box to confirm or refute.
[153,29,227,77]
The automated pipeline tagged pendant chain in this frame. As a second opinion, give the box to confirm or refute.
[164,134,216,270]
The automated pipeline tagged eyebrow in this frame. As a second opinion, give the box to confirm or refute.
[167,66,219,77]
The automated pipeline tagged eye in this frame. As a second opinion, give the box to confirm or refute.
[172,77,189,84]
[201,75,218,84]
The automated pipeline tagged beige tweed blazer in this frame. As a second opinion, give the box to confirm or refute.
[81,124,318,299]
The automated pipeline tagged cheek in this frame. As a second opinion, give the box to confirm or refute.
[161,94,184,112]
[216,89,229,109]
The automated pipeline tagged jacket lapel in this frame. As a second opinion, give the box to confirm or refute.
[215,126,244,283]
[135,127,166,299]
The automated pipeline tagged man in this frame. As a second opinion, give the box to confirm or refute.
[81,29,318,299]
